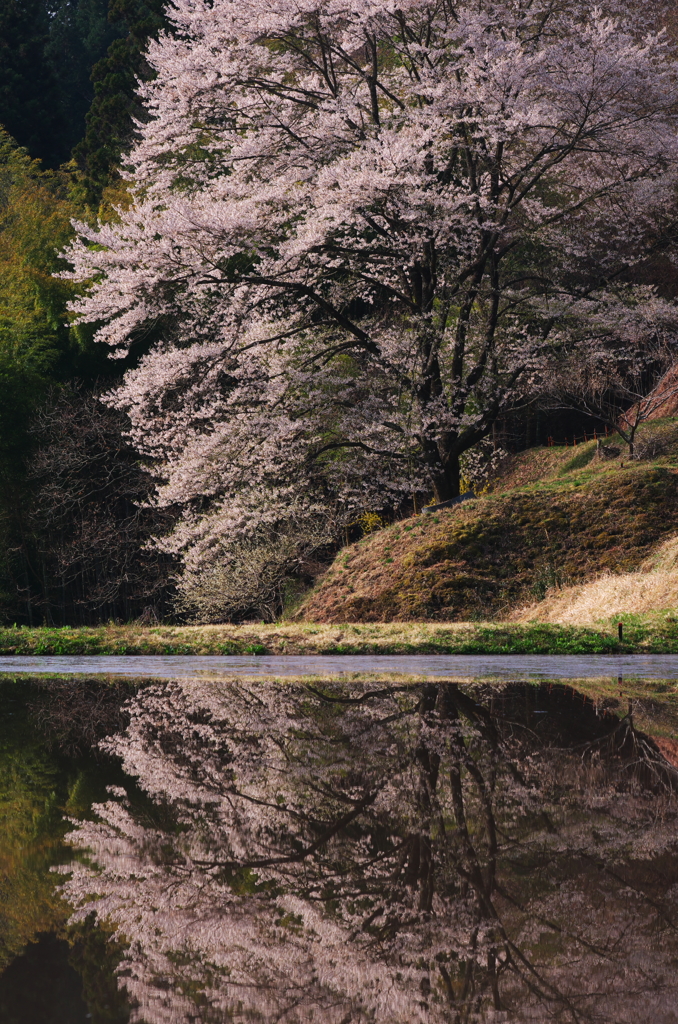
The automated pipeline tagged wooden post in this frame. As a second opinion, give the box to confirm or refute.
[618,622,623,643]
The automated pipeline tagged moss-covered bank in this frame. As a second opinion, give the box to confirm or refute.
[298,457,678,622]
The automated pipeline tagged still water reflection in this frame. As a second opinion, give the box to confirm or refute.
[4,676,678,1023]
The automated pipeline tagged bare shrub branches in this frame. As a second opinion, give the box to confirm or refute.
[25,386,177,624]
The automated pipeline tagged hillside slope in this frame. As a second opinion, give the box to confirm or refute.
[297,426,678,623]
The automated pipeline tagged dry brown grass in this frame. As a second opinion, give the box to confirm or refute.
[512,536,678,625]
[170,621,479,652]
[296,417,678,624]
[640,535,678,572]
[511,571,678,624]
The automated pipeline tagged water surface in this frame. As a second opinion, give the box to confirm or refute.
[3,652,678,678]
[3,673,678,1023]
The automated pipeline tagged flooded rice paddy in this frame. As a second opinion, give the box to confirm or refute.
[3,666,678,1022]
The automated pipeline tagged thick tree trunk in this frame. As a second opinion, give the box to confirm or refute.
[432,453,461,503]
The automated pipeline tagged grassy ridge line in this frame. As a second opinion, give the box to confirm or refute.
[2,622,678,654]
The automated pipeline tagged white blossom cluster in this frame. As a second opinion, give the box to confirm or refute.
[61,0,678,573]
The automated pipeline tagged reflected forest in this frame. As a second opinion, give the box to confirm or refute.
[43,677,678,1024]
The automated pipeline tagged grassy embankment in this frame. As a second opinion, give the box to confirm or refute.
[2,619,678,654]
[297,419,678,629]
[3,617,678,657]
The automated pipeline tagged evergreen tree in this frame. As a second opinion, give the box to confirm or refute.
[0,0,65,167]
[0,0,121,168]
[72,0,169,205]
[45,0,123,166]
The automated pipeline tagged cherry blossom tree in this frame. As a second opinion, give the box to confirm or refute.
[61,679,678,1023]
[62,0,678,577]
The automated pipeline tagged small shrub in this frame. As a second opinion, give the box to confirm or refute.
[357,511,386,535]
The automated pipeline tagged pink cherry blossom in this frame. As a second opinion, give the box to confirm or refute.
[61,0,678,577]
[60,679,678,1023]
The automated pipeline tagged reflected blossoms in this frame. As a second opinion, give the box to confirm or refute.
[61,680,678,1023]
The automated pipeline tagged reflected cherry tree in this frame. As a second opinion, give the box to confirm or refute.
[60,680,678,1024]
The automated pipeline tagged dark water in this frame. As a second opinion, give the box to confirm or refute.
[3,673,678,1023]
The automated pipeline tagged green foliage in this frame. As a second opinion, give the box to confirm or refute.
[45,0,123,166]
[558,443,597,475]
[2,619,678,652]
[0,679,132,1019]
[0,135,127,624]
[0,681,111,969]
[66,915,130,1024]
[0,135,77,610]
[0,739,65,971]
[0,136,75,618]
[0,133,79,422]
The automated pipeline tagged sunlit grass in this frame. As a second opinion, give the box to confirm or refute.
[2,619,678,654]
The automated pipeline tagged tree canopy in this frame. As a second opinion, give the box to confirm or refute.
[0,133,78,468]
[63,0,678,588]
